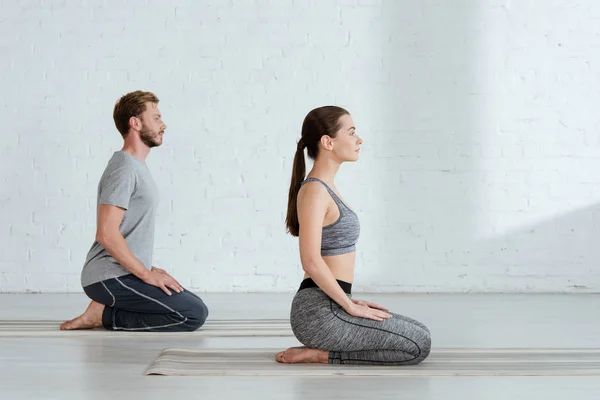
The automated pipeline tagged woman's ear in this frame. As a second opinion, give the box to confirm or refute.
[320,135,334,151]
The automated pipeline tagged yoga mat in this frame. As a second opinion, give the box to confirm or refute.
[0,319,293,337]
[145,348,600,376]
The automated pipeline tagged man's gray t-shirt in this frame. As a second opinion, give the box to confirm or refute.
[81,151,159,287]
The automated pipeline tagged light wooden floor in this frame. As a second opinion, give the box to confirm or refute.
[1,293,599,399]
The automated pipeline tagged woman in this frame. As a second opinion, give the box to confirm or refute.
[276,106,431,365]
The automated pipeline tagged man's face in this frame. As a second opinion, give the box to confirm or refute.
[139,102,166,148]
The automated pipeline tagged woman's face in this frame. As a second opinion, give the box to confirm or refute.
[330,114,363,163]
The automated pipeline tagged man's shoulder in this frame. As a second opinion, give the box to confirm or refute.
[106,151,142,171]
[100,152,140,180]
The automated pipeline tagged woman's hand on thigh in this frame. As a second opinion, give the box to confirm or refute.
[345,302,392,322]
[351,298,389,311]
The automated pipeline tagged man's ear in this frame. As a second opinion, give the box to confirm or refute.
[129,116,142,132]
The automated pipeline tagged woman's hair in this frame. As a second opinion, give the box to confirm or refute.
[285,106,349,236]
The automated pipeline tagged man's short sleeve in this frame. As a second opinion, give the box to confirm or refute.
[98,167,136,210]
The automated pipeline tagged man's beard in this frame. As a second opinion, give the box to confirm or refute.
[140,125,162,148]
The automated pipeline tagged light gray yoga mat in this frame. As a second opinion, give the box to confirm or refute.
[0,319,292,337]
[145,348,600,376]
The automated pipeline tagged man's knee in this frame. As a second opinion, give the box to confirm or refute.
[182,296,209,331]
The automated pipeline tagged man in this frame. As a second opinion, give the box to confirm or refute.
[60,90,208,332]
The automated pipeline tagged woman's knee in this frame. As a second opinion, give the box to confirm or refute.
[416,331,432,363]
[390,319,432,364]
[405,327,432,364]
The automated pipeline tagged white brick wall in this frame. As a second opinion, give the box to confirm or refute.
[1,0,599,293]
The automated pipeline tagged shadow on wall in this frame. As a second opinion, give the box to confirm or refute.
[361,1,599,293]
[469,204,600,292]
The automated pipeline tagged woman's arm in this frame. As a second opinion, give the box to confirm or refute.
[297,183,354,310]
[297,183,390,321]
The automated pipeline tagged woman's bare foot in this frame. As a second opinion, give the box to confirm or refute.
[60,301,105,330]
[275,346,329,364]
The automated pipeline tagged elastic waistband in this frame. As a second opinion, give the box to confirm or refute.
[298,277,352,294]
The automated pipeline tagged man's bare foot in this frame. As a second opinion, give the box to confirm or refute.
[60,300,105,330]
[275,346,329,364]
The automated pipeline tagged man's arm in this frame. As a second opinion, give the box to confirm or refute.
[96,204,182,295]
[96,204,151,280]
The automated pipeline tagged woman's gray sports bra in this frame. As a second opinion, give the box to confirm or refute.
[300,177,360,256]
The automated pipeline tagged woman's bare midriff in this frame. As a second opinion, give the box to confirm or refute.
[303,251,355,284]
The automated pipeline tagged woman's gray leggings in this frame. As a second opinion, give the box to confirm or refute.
[290,281,431,365]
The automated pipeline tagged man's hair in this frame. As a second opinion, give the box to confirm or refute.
[113,91,159,137]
